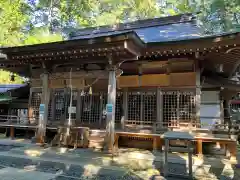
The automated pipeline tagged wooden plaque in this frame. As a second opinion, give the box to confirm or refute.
[170,72,196,86]
[117,75,139,88]
[31,79,42,87]
[141,74,169,87]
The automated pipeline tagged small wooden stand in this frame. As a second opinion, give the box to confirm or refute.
[163,131,194,179]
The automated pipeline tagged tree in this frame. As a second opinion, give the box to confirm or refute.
[0,0,28,46]
[0,70,24,84]
[22,27,62,45]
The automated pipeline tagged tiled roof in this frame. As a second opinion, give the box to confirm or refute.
[134,22,202,43]
[69,13,204,43]
[0,84,27,93]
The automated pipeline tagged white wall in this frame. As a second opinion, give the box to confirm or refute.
[200,91,221,129]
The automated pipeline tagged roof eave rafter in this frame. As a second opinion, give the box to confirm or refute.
[144,33,240,57]
[124,40,142,57]
[225,47,240,78]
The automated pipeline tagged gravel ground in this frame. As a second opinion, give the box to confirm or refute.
[0,144,238,180]
[0,156,36,169]
[0,144,22,151]
[0,155,142,180]
[50,172,142,180]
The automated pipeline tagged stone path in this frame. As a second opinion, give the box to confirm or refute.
[0,138,239,179]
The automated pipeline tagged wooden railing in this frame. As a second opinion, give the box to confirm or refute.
[0,115,37,128]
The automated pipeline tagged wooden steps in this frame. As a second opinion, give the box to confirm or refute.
[88,130,106,150]
[51,127,89,148]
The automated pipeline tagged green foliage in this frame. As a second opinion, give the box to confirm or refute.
[0,0,28,46]
[22,27,63,45]
[0,70,24,84]
[58,0,163,27]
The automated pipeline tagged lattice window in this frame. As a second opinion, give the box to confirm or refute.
[115,92,123,123]
[48,91,53,121]
[79,91,122,126]
[9,109,28,116]
[9,109,18,116]
[81,93,102,124]
[143,91,156,125]
[54,89,65,121]
[30,92,42,122]
[162,91,195,127]
[127,91,156,125]
[179,92,195,122]
[128,92,141,124]
[66,90,78,120]
[100,92,107,123]
[0,107,8,115]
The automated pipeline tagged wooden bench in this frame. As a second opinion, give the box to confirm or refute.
[194,132,237,160]
[114,131,237,160]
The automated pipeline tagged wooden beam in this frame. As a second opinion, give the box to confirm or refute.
[122,88,128,130]
[141,61,168,69]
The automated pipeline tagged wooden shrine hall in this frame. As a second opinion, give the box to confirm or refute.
[0,14,240,158]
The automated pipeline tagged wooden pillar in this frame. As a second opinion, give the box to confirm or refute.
[50,89,56,121]
[99,93,103,126]
[188,141,193,177]
[195,60,201,128]
[28,88,33,124]
[114,133,119,151]
[76,89,82,122]
[156,88,163,130]
[140,91,144,127]
[153,136,161,152]
[197,139,203,158]
[63,88,68,122]
[227,141,237,161]
[36,73,50,144]
[106,65,117,152]
[121,88,128,130]
[164,139,169,176]
[10,127,15,139]
[220,99,224,126]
